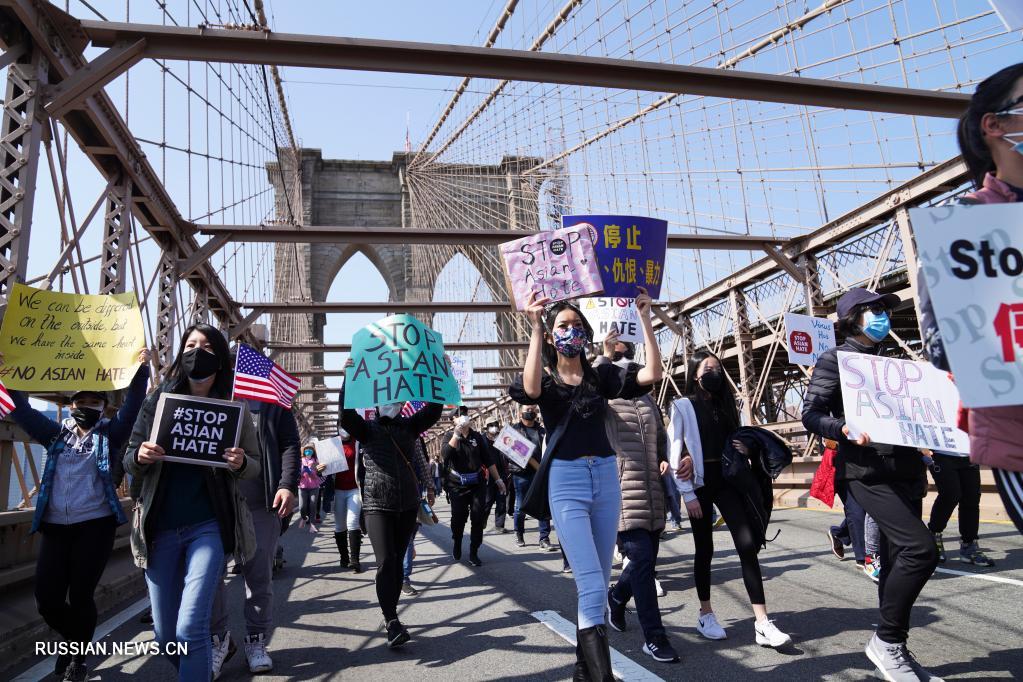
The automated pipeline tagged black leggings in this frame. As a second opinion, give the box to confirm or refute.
[690,465,765,604]
[364,509,418,622]
[927,453,981,543]
[35,515,117,646]
[849,478,938,644]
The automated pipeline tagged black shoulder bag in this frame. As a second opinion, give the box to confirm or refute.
[519,390,577,521]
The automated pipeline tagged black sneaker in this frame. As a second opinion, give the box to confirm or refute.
[386,619,411,648]
[139,608,153,625]
[539,538,554,552]
[607,588,627,632]
[401,580,419,596]
[515,534,526,547]
[62,657,87,682]
[452,541,462,561]
[643,636,680,663]
[54,652,72,678]
[468,550,483,567]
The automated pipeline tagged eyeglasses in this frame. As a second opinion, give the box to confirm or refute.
[860,303,889,315]
[995,107,1023,117]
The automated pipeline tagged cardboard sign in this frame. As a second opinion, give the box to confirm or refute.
[784,313,835,366]
[0,283,146,391]
[562,215,668,299]
[149,393,244,467]
[450,355,474,397]
[314,436,349,476]
[580,297,643,343]
[500,224,603,310]
[911,203,1023,408]
[492,424,536,469]
[837,351,969,454]
[344,314,461,409]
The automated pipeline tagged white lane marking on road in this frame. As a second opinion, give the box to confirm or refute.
[531,609,666,682]
[12,597,150,682]
[935,567,1023,587]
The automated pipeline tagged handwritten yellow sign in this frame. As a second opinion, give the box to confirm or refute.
[0,283,146,391]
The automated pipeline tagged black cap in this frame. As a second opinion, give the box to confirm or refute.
[70,390,107,404]
[836,287,901,319]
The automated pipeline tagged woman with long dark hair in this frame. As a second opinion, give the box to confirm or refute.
[124,323,261,681]
[920,62,1023,536]
[669,350,791,648]
[509,287,661,681]
[803,288,939,681]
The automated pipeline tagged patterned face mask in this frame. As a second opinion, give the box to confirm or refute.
[552,326,589,358]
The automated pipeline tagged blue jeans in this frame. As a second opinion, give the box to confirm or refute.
[333,488,362,532]
[549,456,622,629]
[613,529,665,640]
[834,482,867,562]
[145,519,224,681]
[662,471,683,525]
[403,524,419,580]
[513,475,551,540]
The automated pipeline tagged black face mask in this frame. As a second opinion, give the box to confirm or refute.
[698,369,724,393]
[611,351,624,362]
[70,407,103,430]
[522,411,536,422]
[181,347,221,381]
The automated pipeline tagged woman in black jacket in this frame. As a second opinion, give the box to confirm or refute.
[801,287,938,682]
[339,378,440,649]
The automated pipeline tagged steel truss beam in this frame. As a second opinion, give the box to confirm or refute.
[242,301,514,314]
[81,20,970,119]
[269,341,529,353]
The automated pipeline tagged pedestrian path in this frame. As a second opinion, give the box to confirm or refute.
[11,507,1022,680]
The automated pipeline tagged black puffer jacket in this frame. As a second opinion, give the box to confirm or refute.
[722,427,792,547]
[339,389,441,513]
[801,338,925,483]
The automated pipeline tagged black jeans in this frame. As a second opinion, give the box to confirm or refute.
[612,529,665,641]
[927,454,981,544]
[690,465,765,604]
[36,515,117,647]
[450,483,488,550]
[848,478,938,644]
[364,509,419,622]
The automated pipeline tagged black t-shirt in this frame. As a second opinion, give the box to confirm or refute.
[509,362,648,460]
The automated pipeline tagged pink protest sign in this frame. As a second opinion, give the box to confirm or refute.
[499,224,603,311]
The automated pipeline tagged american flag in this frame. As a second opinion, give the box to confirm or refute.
[0,378,13,418]
[400,400,426,417]
[232,344,300,408]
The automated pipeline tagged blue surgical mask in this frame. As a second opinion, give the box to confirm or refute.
[1005,132,1023,158]
[861,310,891,343]
[552,326,588,358]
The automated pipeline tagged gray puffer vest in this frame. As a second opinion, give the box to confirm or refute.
[606,393,667,533]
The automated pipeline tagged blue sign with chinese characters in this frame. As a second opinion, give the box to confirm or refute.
[561,215,668,299]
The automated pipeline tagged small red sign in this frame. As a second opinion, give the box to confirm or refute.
[790,330,813,355]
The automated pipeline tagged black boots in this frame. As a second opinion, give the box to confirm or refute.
[468,546,482,567]
[334,531,350,569]
[572,636,589,681]
[577,625,615,681]
[348,530,363,573]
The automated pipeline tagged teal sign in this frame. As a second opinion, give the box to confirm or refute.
[343,314,462,409]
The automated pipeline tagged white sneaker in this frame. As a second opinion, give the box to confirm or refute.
[211,632,236,680]
[697,612,727,640]
[308,523,318,533]
[244,633,273,673]
[654,578,667,597]
[622,555,631,571]
[754,619,792,648]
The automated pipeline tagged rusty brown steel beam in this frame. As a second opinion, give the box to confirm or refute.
[197,224,789,250]
[80,20,970,118]
[269,341,529,353]
[243,301,513,314]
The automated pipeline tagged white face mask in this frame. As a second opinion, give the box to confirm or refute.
[455,415,471,429]
[487,426,499,435]
[377,403,402,419]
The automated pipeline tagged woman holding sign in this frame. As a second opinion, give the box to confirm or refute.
[918,62,1023,536]
[124,324,261,682]
[339,370,441,650]
[802,288,940,682]
[3,348,150,682]
[508,286,661,682]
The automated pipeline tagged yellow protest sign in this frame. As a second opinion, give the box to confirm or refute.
[0,283,146,391]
